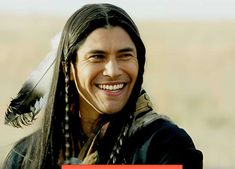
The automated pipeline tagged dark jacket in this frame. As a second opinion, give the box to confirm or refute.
[3,118,203,169]
[128,116,203,168]
[3,93,203,168]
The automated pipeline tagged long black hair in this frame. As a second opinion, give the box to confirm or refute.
[7,3,146,168]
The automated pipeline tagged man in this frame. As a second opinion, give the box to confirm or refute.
[4,3,203,169]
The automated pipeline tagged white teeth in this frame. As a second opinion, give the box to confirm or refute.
[98,84,124,91]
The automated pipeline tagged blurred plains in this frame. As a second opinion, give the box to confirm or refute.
[0,14,235,169]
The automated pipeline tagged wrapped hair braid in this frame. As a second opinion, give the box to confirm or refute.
[107,114,134,164]
[63,61,72,164]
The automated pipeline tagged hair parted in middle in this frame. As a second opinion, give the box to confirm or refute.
[18,3,146,168]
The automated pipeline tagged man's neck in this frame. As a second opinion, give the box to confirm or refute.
[79,98,101,137]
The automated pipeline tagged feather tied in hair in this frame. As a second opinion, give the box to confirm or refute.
[5,33,61,128]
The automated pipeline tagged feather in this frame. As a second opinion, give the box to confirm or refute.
[5,32,61,127]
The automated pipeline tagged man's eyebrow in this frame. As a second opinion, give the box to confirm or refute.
[87,47,135,54]
[118,47,135,53]
[88,50,106,54]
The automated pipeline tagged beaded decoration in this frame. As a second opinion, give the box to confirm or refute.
[107,114,133,164]
[63,61,71,164]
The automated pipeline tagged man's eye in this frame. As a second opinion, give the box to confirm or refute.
[119,53,134,60]
[88,55,104,62]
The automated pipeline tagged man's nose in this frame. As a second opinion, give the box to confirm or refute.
[103,58,122,78]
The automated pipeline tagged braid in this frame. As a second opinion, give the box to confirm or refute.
[63,61,71,164]
[107,114,134,164]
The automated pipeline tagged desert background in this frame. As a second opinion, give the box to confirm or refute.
[0,1,235,169]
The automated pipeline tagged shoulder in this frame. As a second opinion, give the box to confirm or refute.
[3,131,40,169]
[129,112,194,148]
[128,111,203,168]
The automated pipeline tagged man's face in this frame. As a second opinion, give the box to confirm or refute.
[72,26,138,114]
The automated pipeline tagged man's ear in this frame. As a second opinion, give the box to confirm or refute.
[70,62,75,81]
[70,62,80,96]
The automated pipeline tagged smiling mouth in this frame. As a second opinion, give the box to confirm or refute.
[96,83,126,91]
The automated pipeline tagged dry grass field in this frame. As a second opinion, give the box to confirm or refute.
[0,14,235,168]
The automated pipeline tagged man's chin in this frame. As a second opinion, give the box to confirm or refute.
[100,107,123,115]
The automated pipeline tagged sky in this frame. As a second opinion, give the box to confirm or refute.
[0,0,235,20]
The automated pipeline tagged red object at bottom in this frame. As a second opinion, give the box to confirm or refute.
[62,165,182,169]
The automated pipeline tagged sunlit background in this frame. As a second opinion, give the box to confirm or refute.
[1,0,235,168]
